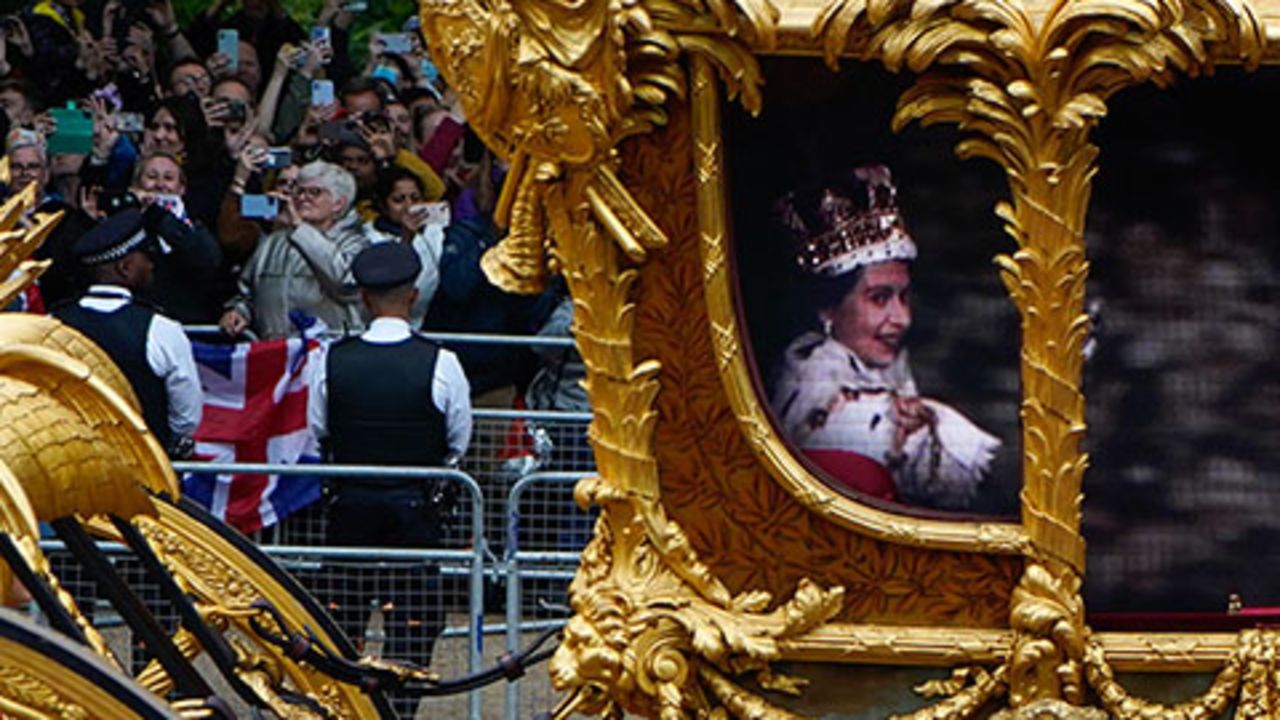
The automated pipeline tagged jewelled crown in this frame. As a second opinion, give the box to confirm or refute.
[775,164,917,277]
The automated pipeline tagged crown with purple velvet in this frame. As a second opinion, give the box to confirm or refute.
[775,164,917,277]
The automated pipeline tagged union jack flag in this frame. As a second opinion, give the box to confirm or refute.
[181,331,325,534]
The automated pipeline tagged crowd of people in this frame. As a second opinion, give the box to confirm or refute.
[1,1,586,701]
[0,0,587,432]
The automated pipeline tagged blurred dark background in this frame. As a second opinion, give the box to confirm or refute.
[1083,67,1280,613]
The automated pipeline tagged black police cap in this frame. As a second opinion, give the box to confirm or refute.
[352,242,421,289]
[73,208,150,265]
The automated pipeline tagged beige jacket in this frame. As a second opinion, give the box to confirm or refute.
[229,211,369,339]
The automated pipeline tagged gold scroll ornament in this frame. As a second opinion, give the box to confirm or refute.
[418,0,852,714]
[0,179,377,718]
[808,0,1266,716]
[421,0,1279,715]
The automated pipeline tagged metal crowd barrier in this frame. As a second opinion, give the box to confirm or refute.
[32,462,598,719]
[503,471,593,720]
[182,325,577,349]
[173,461,487,720]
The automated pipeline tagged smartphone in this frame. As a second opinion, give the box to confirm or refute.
[91,83,123,112]
[311,79,334,106]
[420,58,440,84]
[216,29,239,72]
[241,193,279,220]
[308,26,330,65]
[412,201,451,227]
[342,0,368,10]
[371,64,399,86]
[265,147,292,169]
[115,112,145,132]
[47,105,94,155]
[378,32,413,54]
[221,98,247,122]
[152,194,186,219]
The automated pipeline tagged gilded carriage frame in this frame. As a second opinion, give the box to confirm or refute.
[418,0,1280,716]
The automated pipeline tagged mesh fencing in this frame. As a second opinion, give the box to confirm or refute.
[22,431,596,720]
[503,472,593,720]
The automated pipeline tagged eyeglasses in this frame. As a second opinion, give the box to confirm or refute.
[174,73,211,90]
[10,162,44,172]
[293,185,330,198]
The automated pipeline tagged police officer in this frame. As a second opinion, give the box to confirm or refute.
[53,209,203,458]
[308,241,471,696]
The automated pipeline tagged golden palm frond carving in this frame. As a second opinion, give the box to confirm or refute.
[421,0,777,293]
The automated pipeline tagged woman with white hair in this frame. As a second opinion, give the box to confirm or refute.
[220,160,369,338]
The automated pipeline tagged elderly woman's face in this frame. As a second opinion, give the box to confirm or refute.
[293,179,345,226]
[823,260,912,368]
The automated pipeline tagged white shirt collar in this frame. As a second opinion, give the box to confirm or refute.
[361,316,412,344]
[87,284,133,298]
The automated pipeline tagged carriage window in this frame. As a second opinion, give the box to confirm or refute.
[1084,68,1280,613]
[727,58,1021,517]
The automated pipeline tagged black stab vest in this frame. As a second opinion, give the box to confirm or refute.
[54,297,172,447]
[326,334,447,477]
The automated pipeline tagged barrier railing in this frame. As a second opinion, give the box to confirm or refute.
[31,462,595,718]
[174,461,487,720]
[504,471,592,720]
[183,326,578,349]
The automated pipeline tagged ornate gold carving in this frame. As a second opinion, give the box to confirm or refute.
[1081,629,1280,718]
[418,0,778,293]
[0,185,54,310]
[0,663,93,719]
[798,0,1265,715]
[540,169,845,716]
[0,313,140,410]
[1083,634,1242,720]
[990,698,1107,720]
[892,666,1008,720]
[652,81,1021,628]
[691,50,1029,557]
[421,0,868,715]
[0,609,174,719]
[0,188,166,669]
[778,624,1012,664]
[0,182,370,716]
[0,190,174,521]
[110,501,380,718]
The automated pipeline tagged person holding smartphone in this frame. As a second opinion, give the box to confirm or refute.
[218,133,305,264]
[221,159,367,339]
[360,166,447,328]
[128,151,225,323]
[188,0,306,91]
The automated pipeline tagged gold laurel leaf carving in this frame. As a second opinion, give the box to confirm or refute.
[0,664,91,719]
